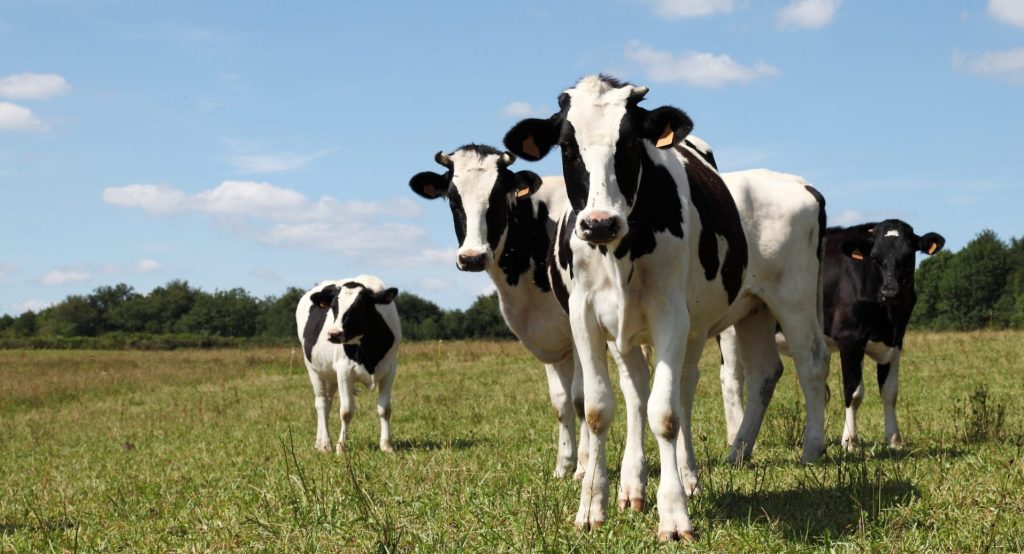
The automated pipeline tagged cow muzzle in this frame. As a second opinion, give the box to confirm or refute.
[327,329,346,344]
[577,210,623,244]
[457,250,488,272]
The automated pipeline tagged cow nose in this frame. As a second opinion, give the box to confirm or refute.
[327,329,344,343]
[578,213,621,243]
[457,252,487,272]
[880,286,899,300]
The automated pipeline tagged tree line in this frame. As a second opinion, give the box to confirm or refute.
[0,281,513,349]
[1,228,1020,348]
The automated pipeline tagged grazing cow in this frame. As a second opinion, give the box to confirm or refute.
[722,220,945,453]
[504,75,830,541]
[295,275,401,453]
[409,145,652,502]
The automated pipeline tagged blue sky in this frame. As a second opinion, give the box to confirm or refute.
[2,0,1022,314]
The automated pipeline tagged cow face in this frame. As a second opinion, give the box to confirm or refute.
[504,75,693,245]
[311,282,398,344]
[840,220,945,304]
[410,145,542,271]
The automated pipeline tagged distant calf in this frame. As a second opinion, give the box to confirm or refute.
[295,275,401,453]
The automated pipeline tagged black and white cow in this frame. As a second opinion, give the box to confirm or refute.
[825,220,944,449]
[504,75,830,541]
[295,275,401,453]
[409,145,651,501]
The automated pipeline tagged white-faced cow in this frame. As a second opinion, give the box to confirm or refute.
[409,145,652,504]
[504,75,830,541]
[296,275,401,454]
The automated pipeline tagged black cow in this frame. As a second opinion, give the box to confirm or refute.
[826,219,945,450]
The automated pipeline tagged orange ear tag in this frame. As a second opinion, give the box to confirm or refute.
[319,302,330,309]
[523,135,540,159]
[516,187,530,198]
[927,243,938,254]
[851,250,864,261]
[655,124,674,148]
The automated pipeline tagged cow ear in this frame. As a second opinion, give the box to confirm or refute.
[918,232,945,255]
[503,114,559,161]
[372,287,398,304]
[409,171,448,199]
[643,106,693,149]
[511,170,543,198]
[310,285,338,309]
[841,238,872,261]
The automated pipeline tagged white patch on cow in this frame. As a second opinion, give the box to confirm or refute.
[884,229,900,238]
[564,76,645,234]
[448,149,506,261]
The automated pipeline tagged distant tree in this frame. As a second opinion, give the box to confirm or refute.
[177,288,260,337]
[0,314,14,335]
[911,250,952,329]
[463,292,514,339]
[108,280,199,333]
[936,230,1010,329]
[395,292,445,340]
[9,311,37,337]
[257,287,305,338]
[37,295,101,337]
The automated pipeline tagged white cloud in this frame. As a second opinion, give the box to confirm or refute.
[502,101,542,117]
[831,209,867,227]
[229,149,334,173]
[136,259,162,272]
[953,47,1024,84]
[989,0,1024,27]
[104,181,433,259]
[777,0,843,30]
[0,102,46,131]
[625,41,780,87]
[418,277,453,292]
[0,262,17,283]
[0,73,70,99]
[251,267,281,282]
[831,208,910,227]
[12,300,53,314]
[644,0,734,19]
[42,268,91,285]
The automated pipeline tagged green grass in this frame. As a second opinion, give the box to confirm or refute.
[2,332,1023,552]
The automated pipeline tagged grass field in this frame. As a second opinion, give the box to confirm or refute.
[2,331,1023,552]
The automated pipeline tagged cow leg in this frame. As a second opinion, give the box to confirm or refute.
[544,358,578,478]
[336,374,355,454]
[571,352,590,481]
[718,328,745,448]
[571,299,614,531]
[772,310,829,463]
[609,343,649,512]
[376,367,397,454]
[726,309,783,465]
[878,348,903,449]
[677,336,705,496]
[645,295,694,541]
[837,338,866,452]
[309,369,336,452]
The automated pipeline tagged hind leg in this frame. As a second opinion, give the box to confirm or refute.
[571,350,590,481]
[726,308,783,464]
[771,307,829,463]
[718,328,745,448]
[376,365,397,454]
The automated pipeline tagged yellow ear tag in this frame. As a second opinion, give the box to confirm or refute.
[516,187,530,198]
[523,135,540,159]
[927,243,938,254]
[851,250,864,261]
[655,124,674,148]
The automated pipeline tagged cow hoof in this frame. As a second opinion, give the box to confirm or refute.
[617,497,645,512]
[315,441,332,453]
[842,436,858,453]
[801,441,826,463]
[335,442,346,455]
[573,516,605,532]
[888,434,903,450]
[658,530,696,543]
[573,468,586,481]
[380,443,395,454]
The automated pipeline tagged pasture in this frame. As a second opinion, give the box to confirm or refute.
[2,331,1022,552]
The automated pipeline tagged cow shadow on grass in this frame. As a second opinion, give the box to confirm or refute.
[703,477,920,544]
[390,437,483,452]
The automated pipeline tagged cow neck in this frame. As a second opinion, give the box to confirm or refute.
[495,195,552,292]
[342,307,394,374]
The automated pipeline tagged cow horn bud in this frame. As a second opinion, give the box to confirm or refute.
[498,151,516,168]
[629,86,649,100]
[434,151,453,169]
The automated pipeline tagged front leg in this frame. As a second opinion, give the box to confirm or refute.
[376,365,397,454]
[676,336,704,496]
[609,343,649,512]
[644,294,694,542]
[570,297,614,531]
[308,369,336,452]
[837,338,866,452]
[878,348,902,449]
[336,374,355,454]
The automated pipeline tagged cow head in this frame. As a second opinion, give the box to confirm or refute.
[840,219,945,304]
[503,75,693,245]
[310,282,398,344]
[409,145,542,272]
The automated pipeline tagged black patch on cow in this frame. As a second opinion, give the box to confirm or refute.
[448,188,468,246]
[684,138,718,169]
[759,360,784,407]
[497,198,552,291]
[339,289,397,375]
[876,362,891,391]
[804,185,827,262]
[303,285,340,362]
[678,146,748,303]
[484,177,508,252]
[614,114,643,207]
[560,121,591,212]
[558,211,575,277]
[612,154,686,261]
